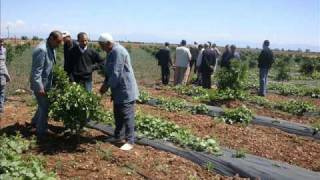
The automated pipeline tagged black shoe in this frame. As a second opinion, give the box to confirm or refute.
[104,137,123,143]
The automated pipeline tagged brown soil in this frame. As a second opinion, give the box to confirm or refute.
[0,95,240,180]
[134,103,320,172]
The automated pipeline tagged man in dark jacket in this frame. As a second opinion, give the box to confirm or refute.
[200,45,216,89]
[189,42,199,73]
[220,44,240,68]
[258,40,274,96]
[67,32,104,92]
[155,42,172,85]
[62,31,78,76]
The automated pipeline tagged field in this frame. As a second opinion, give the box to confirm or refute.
[1,41,320,179]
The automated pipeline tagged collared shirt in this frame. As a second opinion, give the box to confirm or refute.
[79,46,88,53]
[175,46,191,67]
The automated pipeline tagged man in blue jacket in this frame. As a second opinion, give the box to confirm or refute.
[99,33,139,151]
[30,31,63,138]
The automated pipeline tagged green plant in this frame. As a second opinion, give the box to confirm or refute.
[137,90,151,103]
[204,162,215,171]
[312,121,320,135]
[48,65,112,135]
[275,100,316,116]
[221,105,253,125]
[275,60,291,81]
[173,85,209,100]
[0,134,56,179]
[135,114,220,154]
[190,104,209,114]
[232,149,247,158]
[216,60,249,90]
[208,88,247,102]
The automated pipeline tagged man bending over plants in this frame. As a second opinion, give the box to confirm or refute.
[99,33,139,151]
[30,31,63,138]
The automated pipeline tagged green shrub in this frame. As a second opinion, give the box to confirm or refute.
[209,88,247,102]
[48,65,111,135]
[216,60,249,90]
[275,60,291,81]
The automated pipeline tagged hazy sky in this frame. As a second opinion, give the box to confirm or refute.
[1,0,319,50]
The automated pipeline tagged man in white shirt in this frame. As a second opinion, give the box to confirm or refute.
[174,40,191,85]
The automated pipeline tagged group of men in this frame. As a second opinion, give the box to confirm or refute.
[155,40,241,89]
[155,40,274,93]
[1,31,274,152]
[30,31,139,151]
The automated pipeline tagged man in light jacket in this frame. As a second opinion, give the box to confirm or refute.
[0,39,11,113]
[174,40,191,85]
[99,33,139,151]
[30,31,63,138]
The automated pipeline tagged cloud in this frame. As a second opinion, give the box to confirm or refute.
[5,20,26,28]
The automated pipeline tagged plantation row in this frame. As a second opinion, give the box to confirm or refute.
[0,134,56,179]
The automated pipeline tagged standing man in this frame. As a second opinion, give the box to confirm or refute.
[62,31,78,77]
[220,44,240,68]
[211,43,221,72]
[189,42,199,73]
[30,31,63,138]
[174,40,191,85]
[258,40,274,96]
[195,44,204,86]
[68,32,104,92]
[99,33,139,151]
[200,44,216,89]
[0,39,11,113]
[155,42,172,85]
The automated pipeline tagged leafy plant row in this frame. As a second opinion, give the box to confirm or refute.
[101,109,221,154]
[0,134,56,179]
[139,90,253,125]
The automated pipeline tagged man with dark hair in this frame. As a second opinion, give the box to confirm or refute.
[155,42,172,85]
[62,31,78,76]
[200,44,216,89]
[220,44,240,68]
[189,41,199,73]
[258,40,274,96]
[30,30,63,138]
[174,40,191,85]
[68,32,104,92]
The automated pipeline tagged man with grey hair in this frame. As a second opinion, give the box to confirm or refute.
[62,31,78,77]
[99,33,139,151]
[30,31,63,138]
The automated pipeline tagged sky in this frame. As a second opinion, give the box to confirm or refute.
[0,0,319,51]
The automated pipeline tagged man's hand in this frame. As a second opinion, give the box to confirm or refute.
[100,84,108,94]
[38,89,46,96]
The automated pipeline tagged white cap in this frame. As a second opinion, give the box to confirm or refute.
[98,33,114,43]
[62,31,71,38]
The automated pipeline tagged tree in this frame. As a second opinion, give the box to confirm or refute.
[21,36,28,40]
[32,36,39,41]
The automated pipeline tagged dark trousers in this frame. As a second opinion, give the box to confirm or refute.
[202,72,212,89]
[113,101,135,144]
[161,65,170,85]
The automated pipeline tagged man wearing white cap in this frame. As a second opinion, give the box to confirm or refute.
[62,31,78,77]
[99,33,139,151]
